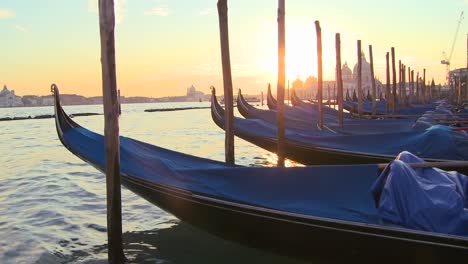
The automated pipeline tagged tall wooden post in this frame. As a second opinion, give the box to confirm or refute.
[98,0,125,263]
[408,66,412,105]
[402,64,406,106]
[369,45,376,116]
[261,91,264,106]
[416,72,420,103]
[357,40,363,116]
[316,21,323,129]
[410,69,414,105]
[276,0,286,167]
[398,60,402,108]
[217,0,234,165]
[423,68,426,103]
[391,47,397,113]
[287,80,290,105]
[386,52,390,114]
[335,33,344,126]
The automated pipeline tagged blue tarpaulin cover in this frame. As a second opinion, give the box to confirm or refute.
[371,151,468,235]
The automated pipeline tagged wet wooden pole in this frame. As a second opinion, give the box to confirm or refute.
[408,66,412,105]
[398,60,402,108]
[217,0,235,165]
[335,33,344,126]
[402,64,406,106]
[261,91,264,106]
[410,69,414,105]
[416,72,420,103]
[423,68,426,104]
[98,0,125,262]
[357,40,363,117]
[391,47,397,113]
[276,0,286,167]
[369,45,376,116]
[316,21,323,129]
[385,52,390,114]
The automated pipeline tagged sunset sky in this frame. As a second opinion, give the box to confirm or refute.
[0,0,467,97]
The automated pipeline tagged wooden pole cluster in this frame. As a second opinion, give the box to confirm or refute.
[369,45,376,116]
[217,0,235,165]
[98,0,125,262]
[336,33,344,126]
[316,21,324,129]
[357,40,363,117]
[276,0,286,167]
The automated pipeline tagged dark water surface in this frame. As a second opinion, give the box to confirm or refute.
[0,102,309,263]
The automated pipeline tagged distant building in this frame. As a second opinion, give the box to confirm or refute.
[296,53,383,100]
[186,85,205,101]
[0,85,24,107]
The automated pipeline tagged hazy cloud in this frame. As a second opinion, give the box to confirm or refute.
[87,0,127,23]
[144,5,169,17]
[196,8,214,16]
[14,24,29,33]
[0,8,15,19]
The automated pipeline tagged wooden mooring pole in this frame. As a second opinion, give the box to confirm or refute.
[217,0,235,165]
[398,60,402,109]
[416,72,420,103]
[369,45,376,116]
[423,68,426,104]
[335,33,344,126]
[98,0,125,262]
[385,52,390,114]
[316,21,324,129]
[408,66,412,105]
[276,0,286,167]
[357,40,363,117]
[391,47,397,113]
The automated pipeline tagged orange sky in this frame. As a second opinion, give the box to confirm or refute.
[1,0,467,97]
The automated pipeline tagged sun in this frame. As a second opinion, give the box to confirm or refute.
[285,25,316,82]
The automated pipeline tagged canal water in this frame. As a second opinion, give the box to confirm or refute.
[0,102,310,263]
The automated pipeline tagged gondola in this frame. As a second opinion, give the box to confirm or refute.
[53,85,468,262]
[213,88,468,169]
[239,89,427,135]
[266,84,277,110]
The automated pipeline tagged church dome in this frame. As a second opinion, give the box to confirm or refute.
[353,53,371,79]
[342,62,353,81]
[352,52,373,90]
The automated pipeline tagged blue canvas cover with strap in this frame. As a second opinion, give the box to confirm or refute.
[371,151,468,236]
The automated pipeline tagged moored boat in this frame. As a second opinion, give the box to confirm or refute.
[53,85,468,262]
